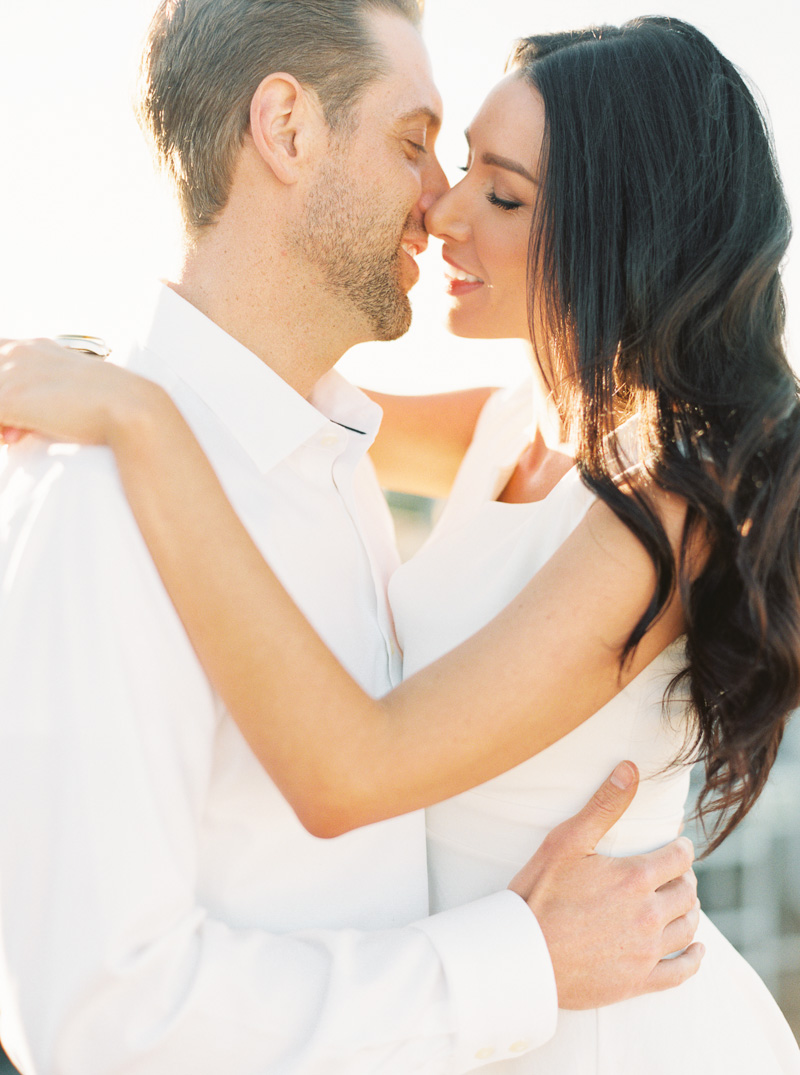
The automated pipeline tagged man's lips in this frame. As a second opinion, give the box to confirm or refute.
[399,236,427,287]
[401,238,427,259]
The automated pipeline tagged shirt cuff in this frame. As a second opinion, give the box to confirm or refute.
[413,889,557,1070]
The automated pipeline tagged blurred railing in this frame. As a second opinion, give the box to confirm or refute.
[689,718,800,1034]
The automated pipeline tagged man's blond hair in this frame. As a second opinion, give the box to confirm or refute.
[137,0,424,230]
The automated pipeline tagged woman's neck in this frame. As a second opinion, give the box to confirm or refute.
[497,372,576,504]
[497,426,575,503]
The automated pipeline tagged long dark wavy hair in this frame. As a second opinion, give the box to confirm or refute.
[511,17,799,853]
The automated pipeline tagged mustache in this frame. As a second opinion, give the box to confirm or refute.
[400,214,427,246]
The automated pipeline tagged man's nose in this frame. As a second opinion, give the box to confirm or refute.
[419,153,450,217]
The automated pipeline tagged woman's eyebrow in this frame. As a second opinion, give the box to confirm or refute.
[481,152,536,182]
[463,130,535,183]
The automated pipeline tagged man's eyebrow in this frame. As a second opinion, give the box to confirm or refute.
[464,130,536,183]
[397,106,442,133]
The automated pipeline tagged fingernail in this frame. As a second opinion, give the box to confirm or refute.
[610,761,635,789]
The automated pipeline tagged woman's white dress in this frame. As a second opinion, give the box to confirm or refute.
[388,381,800,1073]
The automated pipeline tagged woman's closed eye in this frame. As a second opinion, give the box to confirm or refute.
[455,163,523,211]
[486,190,523,211]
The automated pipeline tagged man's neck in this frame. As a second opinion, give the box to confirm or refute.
[171,227,362,401]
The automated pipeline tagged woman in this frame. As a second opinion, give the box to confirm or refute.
[2,16,799,1071]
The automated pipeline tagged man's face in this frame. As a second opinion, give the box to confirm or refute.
[293,11,446,342]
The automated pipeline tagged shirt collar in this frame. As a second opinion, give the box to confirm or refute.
[133,283,382,474]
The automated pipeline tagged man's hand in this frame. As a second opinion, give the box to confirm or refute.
[509,760,703,1010]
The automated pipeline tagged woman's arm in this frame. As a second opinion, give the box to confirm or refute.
[0,341,686,838]
[364,387,496,498]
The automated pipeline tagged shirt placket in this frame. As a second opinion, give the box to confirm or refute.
[323,424,400,691]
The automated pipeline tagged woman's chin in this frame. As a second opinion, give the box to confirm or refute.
[443,297,531,341]
[444,310,514,341]
[444,307,485,339]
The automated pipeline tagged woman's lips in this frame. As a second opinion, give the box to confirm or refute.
[444,267,484,296]
[443,253,484,296]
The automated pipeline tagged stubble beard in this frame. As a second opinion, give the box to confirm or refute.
[292,156,413,342]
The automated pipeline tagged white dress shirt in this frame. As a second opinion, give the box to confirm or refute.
[0,285,556,1074]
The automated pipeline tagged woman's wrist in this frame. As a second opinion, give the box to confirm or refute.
[104,373,180,457]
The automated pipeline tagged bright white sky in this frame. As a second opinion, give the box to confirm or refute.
[1,0,797,391]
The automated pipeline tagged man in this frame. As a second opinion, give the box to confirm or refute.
[0,1,700,1072]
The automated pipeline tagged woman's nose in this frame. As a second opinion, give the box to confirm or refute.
[425,183,470,242]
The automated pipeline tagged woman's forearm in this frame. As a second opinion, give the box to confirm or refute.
[0,342,685,837]
[365,387,496,498]
[107,387,685,837]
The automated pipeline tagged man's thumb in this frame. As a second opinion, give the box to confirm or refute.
[561,761,639,853]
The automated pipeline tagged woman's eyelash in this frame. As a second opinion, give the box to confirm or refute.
[487,191,522,211]
[455,165,521,211]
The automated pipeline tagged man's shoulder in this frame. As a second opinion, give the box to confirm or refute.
[1,438,122,511]
[0,439,144,569]
[0,334,164,518]
[0,436,192,654]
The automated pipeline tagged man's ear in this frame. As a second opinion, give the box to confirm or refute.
[249,73,328,185]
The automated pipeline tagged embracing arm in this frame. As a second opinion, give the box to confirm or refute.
[0,342,704,1034]
[130,416,684,836]
[364,386,496,497]
[0,343,685,838]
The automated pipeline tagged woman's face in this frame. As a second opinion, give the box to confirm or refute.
[425,73,544,341]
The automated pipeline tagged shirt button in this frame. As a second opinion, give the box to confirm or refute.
[474,1047,495,1060]
[509,1040,530,1053]
[319,432,339,448]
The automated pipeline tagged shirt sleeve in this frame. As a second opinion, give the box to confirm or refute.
[0,443,556,1075]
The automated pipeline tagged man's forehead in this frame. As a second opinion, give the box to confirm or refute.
[364,10,443,128]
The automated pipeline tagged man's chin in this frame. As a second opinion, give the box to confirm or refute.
[370,296,412,342]
[352,279,412,343]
